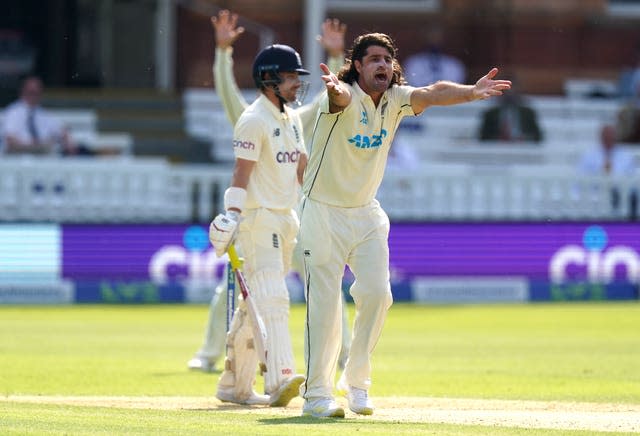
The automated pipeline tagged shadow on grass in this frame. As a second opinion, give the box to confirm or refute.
[258,416,347,425]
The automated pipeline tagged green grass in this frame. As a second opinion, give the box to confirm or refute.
[1,302,639,435]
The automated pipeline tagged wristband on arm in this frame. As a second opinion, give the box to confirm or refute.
[224,186,247,213]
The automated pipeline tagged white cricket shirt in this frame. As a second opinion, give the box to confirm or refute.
[233,94,306,210]
[303,81,416,207]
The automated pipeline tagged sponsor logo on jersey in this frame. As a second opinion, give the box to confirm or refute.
[276,149,301,163]
[233,139,255,150]
[348,129,388,149]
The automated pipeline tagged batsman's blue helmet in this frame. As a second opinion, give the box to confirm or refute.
[252,44,309,88]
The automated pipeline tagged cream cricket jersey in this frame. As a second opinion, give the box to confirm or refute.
[303,81,416,207]
[233,94,306,210]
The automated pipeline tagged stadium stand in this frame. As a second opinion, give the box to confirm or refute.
[0,108,133,155]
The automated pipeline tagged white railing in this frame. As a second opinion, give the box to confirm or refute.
[0,156,637,223]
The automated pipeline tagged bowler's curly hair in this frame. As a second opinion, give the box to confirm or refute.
[338,33,406,87]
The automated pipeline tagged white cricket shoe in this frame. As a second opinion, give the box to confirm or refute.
[302,397,345,418]
[337,376,374,415]
[216,386,270,405]
[187,355,217,373]
[269,374,305,407]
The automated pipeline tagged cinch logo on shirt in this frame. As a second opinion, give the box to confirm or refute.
[233,140,255,150]
[348,129,388,149]
[276,150,301,163]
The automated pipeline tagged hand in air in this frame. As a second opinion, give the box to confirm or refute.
[473,68,512,100]
[320,63,346,97]
[211,9,245,49]
[317,18,347,58]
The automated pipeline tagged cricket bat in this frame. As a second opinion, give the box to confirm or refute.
[227,244,268,373]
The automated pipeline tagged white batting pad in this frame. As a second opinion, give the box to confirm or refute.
[247,268,296,395]
[216,304,260,401]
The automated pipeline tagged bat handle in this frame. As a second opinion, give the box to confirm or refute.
[227,244,242,271]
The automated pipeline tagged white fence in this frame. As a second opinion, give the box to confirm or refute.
[0,156,637,223]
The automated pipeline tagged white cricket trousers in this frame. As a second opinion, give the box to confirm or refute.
[298,197,393,399]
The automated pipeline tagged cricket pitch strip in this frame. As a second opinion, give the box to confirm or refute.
[3,395,640,433]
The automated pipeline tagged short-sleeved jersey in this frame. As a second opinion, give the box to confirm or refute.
[303,82,416,207]
[233,94,306,210]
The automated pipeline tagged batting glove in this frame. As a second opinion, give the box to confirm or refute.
[209,211,240,257]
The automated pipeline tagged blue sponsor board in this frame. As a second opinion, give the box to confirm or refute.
[529,281,638,302]
[74,280,185,304]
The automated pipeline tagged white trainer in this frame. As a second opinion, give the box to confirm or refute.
[301,397,345,418]
[216,386,270,405]
[187,355,217,373]
[269,374,305,407]
[336,376,374,415]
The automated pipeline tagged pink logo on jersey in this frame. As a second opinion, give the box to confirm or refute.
[276,150,300,163]
[233,140,255,150]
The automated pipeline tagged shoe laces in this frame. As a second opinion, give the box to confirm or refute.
[350,386,369,404]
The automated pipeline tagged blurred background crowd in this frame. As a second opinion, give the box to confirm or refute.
[2,1,640,306]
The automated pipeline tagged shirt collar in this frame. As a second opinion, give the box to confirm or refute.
[351,81,388,108]
[257,93,291,120]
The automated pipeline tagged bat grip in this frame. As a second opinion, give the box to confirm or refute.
[227,244,241,271]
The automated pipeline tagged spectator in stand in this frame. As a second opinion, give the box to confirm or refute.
[478,77,543,143]
[403,25,466,87]
[618,42,640,99]
[1,75,80,155]
[579,124,638,220]
[617,79,640,144]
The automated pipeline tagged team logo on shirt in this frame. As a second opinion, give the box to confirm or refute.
[276,149,301,163]
[233,139,255,150]
[348,129,388,149]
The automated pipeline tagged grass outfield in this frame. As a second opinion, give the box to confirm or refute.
[1,302,639,435]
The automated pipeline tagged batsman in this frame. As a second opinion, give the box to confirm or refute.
[208,42,310,406]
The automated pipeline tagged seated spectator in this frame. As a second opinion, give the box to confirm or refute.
[617,80,640,143]
[618,42,640,99]
[403,25,466,87]
[1,75,91,156]
[478,79,543,143]
[579,124,637,220]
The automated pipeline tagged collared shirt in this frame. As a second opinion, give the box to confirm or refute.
[233,94,306,210]
[303,81,416,207]
[1,100,64,151]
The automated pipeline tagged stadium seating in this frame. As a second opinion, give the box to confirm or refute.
[1,91,637,224]
[0,109,133,155]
